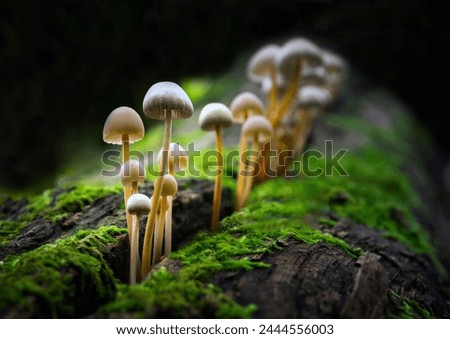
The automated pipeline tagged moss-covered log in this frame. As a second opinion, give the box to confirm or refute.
[0,82,449,318]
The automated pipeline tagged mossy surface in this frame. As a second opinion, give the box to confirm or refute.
[101,173,363,317]
[43,184,121,222]
[0,184,122,247]
[320,93,439,264]
[390,290,434,319]
[0,226,126,317]
[102,268,256,318]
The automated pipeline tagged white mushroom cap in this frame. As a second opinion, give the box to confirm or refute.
[161,174,178,197]
[277,38,322,81]
[241,115,273,143]
[126,193,151,215]
[103,106,145,145]
[298,85,332,108]
[300,66,327,87]
[157,143,188,172]
[322,51,347,86]
[143,81,194,120]
[198,103,233,131]
[322,50,346,75]
[246,44,280,82]
[120,160,146,187]
[230,92,265,124]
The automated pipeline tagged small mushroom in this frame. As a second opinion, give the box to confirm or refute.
[156,143,189,175]
[103,106,145,237]
[273,38,322,128]
[120,160,146,194]
[246,44,280,115]
[152,174,178,265]
[300,65,327,88]
[199,103,233,232]
[230,92,265,209]
[156,143,188,256]
[322,50,347,98]
[126,193,151,284]
[289,85,332,155]
[238,116,273,209]
[141,81,193,277]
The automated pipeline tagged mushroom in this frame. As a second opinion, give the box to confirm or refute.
[126,193,151,284]
[157,143,189,176]
[199,103,233,232]
[156,143,188,256]
[246,44,280,117]
[152,174,178,265]
[290,85,332,155]
[322,50,347,98]
[230,92,265,209]
[300,65,326,88]
[273,38,322,128]
[141,81,193,277]
[120,160,146,194]
[103,106,145,237]
[238,116,273,209]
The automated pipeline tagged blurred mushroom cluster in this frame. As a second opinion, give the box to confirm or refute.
[231,37,347,209]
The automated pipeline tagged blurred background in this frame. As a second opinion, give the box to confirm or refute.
[0,0,449,193]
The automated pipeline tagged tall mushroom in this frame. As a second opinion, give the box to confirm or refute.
[291,85,332,153]
[152,174,178,265]
[273,38,322,129]
[141,81,193,277]
[103,106,144,237]
[239,116,273,209]
[246,44,280,117]
[322,50,347,98]
[126,193,151,284]
[230,92,265,209]
[198,103,233,232]
[156,143,188,255]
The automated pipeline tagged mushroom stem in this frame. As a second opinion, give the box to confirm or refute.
[132,181,138,194]
[235,111,249,211]
[122,134,133,238]
[211,125,223,232]
[164,195,173,256]
[153,196,167,265]
[267,67,278,120]
[292,110,313,154]
[163,165,175,257]
[241,133,260,208]
[235,133,248,211]
[270,60,302,129]
[141,115,172,277]
[255,140,270,183]
[129,214,140,284]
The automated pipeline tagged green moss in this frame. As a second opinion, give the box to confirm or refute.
[0,226,126,317]
[101,171,362,317]
[0,184,122,247]
[317,90,443,271]
[390,290,434,319]
[0,221,22,247]
[43,184,121,222]
[102,268,256,318]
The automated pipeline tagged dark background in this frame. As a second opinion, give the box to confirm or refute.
[1,0,449,192]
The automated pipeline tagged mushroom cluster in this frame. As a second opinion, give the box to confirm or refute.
[100,37,346,284]
[102,81,193,283]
